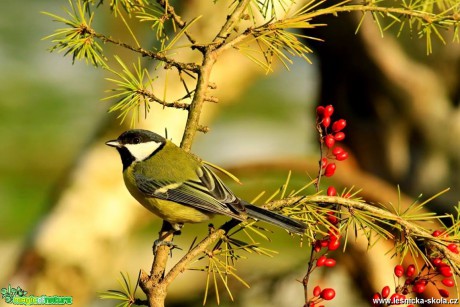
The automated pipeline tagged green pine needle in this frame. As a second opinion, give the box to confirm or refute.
[105,56,155,127]
[42,0,108,67]
[99,272,140,307]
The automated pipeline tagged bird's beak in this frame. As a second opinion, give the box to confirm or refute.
[105,140,122,148]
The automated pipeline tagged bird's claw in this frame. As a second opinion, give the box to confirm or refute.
[153,239,182,254]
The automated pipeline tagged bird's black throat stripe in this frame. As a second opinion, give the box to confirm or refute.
[117,147,136,171]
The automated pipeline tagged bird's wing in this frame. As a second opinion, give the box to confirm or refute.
[134,164,246,219]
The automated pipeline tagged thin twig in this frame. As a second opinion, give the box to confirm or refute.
[89,30,201,73]
[303,247,316,303]
[156,0,198,45]
[137,89,190,110]
[163,220,241,286]
[213,0,251,47]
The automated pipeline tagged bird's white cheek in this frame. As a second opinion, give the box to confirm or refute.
[125,141,162,161]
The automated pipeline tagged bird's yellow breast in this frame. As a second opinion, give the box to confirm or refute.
[123,166,212,224]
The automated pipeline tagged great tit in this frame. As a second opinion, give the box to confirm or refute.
[106,129,307,234]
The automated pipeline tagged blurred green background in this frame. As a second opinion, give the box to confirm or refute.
[0,1,105,238]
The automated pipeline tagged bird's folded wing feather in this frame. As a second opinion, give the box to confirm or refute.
[134,164,245,219]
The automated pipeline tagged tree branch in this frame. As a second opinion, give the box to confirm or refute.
[213,0,251,46]
[180,55,215,151]
[163,220,241,286]
[137,89,191,110]
[90,30,201,73]
[266,194,460,272]
[180,0,252,151]
[156,0,197,45]
[139,221,175,307]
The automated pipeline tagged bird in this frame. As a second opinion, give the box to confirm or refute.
[106,129,307,234]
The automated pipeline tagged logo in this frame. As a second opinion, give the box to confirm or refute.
[1,285,73,305]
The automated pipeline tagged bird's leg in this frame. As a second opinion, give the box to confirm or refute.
[152,222,184,254]
[152,240,182,254]
[172,222,184,236]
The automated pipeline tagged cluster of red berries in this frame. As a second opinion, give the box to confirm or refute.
[316,105,348,195]
[306,286,336,307]
[306,105,348,307]
[372,260,455,306]
[313,225,341,253]
[306,225,341,306]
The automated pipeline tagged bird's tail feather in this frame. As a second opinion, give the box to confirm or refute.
[244,203,306,234]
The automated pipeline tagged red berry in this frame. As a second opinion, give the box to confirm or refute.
[413,283,426,294]
[332,147,344,155]
[320,240,329,247]
[328,239,340,251]
[322,116,331,128]
[327,213,339,225]
[328,226,340,237]
[394,265,404,277]
[313,285,321,297]
[391,293,405,304]
[324,258,336,267]
[321,158,328,168]
[405,264,415,277]
[325,134,335,148]
[431,257,442,267]
[335,151,348,161]
[314,241,322,252]
[438,262,449,267]
[389,293,398,304]
[438,266,452,277]
[372,293,381,307]
[317,255,327,267]
[373,293,381,300]
[439,266,453,277]
[442,278,454,287]
[381,285,390,298]
[447,243,459,254]
[316,106,325,116]
[323,105,334,117]
[432,230,442,237]
[333,132,345,141]
[327,186,337,196]
[438,288,449,298]
[320,288,335,300]
[332,119,346,132]
[324,163,336,177]
[417,279,428,286]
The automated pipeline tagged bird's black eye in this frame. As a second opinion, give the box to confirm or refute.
[133,137,141,144]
